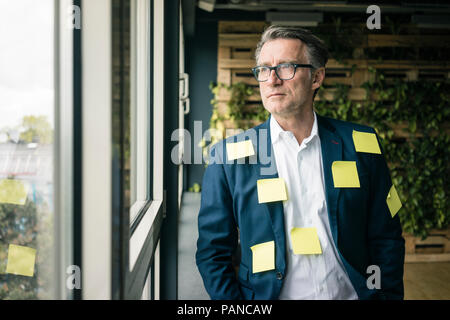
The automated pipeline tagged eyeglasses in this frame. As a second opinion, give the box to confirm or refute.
[251,63,314,82]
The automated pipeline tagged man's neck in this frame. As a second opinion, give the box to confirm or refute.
[272,107,315,146]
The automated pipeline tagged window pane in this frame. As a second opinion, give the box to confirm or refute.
[129,0,151,224]
[0,0,55,299]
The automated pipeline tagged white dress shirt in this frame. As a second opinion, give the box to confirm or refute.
[271,112,358,300]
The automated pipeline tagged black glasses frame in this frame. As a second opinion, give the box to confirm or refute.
[251,63,314,82]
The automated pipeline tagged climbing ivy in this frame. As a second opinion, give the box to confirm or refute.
[314,70,450,238]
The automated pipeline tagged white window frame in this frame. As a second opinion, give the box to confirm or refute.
[55,0,74,300]
[129,0,164,272]
[82,0,112,300]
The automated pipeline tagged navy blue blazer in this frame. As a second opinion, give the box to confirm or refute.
[196,115,405,300]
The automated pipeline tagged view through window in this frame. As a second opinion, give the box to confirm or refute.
[0,0,56,299]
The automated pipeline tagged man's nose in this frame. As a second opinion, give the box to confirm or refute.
[267,68,282,85]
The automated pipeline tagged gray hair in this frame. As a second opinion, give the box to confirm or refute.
[255,25,329,70]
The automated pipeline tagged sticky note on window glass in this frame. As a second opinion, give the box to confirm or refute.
[250,241,275,273]
[386,184,402,218]
[0,179,29,205]
[331,161,360,188]
[257,178,288,203]
[352,130,381,154]
[226,140,255,161]
[6,244,36,277]
[290,227,322,255]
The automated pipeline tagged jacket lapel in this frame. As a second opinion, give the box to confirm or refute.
[253,116,286,274]
[317,115,342,246]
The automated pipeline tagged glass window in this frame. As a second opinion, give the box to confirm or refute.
[129,0,152,225]
[0,0,55,299]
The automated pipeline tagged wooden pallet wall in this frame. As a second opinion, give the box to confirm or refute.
[216,21,450,128]
[404,229,450,263]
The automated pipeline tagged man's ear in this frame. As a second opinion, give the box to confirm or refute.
[311,67,325,90]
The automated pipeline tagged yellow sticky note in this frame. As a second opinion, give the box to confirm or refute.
[6,244,36,277]
[386,184,402,218]
[290,227,322,255]
[257,178,288,203]
[331,161,360,188]
[352,130,381,154]
[250,241,275,273]
[0,179,29,205]
[226,140,255,161]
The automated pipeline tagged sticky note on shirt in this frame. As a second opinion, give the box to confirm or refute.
[0,179,29,205]
[257,178,288,203]
[331,161,360,188]
[290,227,322,255]
[352,130,381,154]
[226,140,255,161]
[250,241,275,273]
[6,244,36,277]
[386,184,402,218]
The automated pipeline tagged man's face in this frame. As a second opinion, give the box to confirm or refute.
[257,38,318,117]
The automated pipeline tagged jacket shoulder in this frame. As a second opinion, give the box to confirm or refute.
[209,119,269,162]
[319,115,377,136]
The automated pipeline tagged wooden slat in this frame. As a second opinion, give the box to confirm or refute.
[366,34,450,48]
[216,87,261,102]
[218,34,260,48]
[217,47,231,85]
[219,58,255,69]
[216,102,260,116]
[232,50,255,59]
[405,253,450,263]
[323,77,354,86]
[316,88,367,101]
[415,236,449,246]
[232,72,259,85]
[326,59,450,70]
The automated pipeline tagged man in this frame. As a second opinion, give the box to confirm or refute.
[196,26,405,300]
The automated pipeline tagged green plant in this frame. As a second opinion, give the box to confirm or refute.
[315,71,450,238]
[188,183,201,193]
[201,82,268,163]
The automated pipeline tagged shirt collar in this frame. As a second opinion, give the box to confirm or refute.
[270,111,319,145]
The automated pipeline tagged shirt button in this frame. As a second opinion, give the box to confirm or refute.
[276,272,283,280]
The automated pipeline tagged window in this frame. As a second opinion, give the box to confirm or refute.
[129,0,152,225]
[110,0,164,300]
[0,0,57,299]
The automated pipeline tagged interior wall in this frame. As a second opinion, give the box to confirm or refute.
[184,17,217,191]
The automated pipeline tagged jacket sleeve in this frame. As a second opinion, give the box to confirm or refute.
[195,144,243,300]
[366,131,405,300]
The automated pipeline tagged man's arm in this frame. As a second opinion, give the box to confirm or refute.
[367,131,405,300]
[196,145,243,300]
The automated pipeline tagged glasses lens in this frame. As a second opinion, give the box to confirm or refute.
[255,67,270,81]
[277,64,295,80]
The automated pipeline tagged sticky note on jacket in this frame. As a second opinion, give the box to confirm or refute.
[6,244,36,277]
[331,161,360,188]
[257,178,288,203]
[250,240,275,273]
[226,140,255,161]
[352,130,381,154]
[386,184,402,218]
